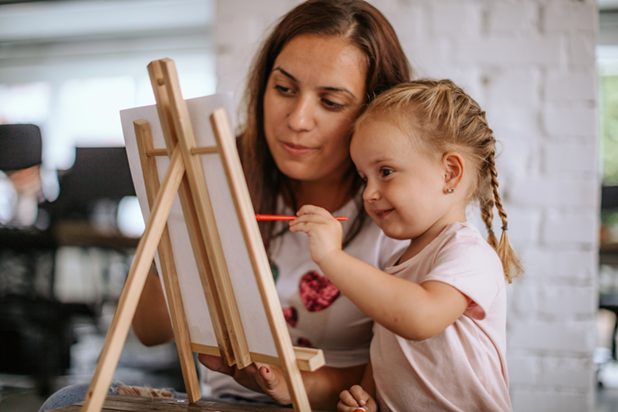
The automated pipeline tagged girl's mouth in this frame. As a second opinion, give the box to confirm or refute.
[373,208,394,219]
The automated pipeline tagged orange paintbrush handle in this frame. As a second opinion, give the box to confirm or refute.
[255,214,348,221]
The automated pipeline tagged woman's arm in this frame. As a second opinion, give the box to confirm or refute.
[199,354,365,409]
[131,267,174,345]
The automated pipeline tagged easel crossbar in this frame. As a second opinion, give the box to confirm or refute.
[146,146,218,157]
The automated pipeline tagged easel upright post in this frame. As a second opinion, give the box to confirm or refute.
[133,120,201,402]
[147,59,250,367]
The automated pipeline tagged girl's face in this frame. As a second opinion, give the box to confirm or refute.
[263,34,366,184]
[351,117,458,243]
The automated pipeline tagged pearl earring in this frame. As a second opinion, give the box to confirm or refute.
[445,187,454,194]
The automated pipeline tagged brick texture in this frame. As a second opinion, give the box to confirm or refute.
[214,0,599,410]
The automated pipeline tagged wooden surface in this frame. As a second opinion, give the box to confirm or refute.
[51,395,315,411]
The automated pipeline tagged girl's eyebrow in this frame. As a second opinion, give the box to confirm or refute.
[272,66,357,99]
[370,156,394,165]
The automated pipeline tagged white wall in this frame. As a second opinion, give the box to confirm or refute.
[0,0,214,169]
[215,1,600,411]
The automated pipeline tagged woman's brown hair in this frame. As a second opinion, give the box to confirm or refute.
[357,80,523,282]
[238,0,412,250]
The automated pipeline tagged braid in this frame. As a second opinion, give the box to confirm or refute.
[479,194,497,249]
[485,153,523,282]
[487,153,507,230]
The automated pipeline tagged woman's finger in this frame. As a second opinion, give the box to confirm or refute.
[197,354,234,375]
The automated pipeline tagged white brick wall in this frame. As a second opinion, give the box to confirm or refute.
[215,1,600,410]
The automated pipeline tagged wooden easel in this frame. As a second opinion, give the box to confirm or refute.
[81,59,322,412]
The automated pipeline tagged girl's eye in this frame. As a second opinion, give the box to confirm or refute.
[321,98,344,111]
[379,167,394,178]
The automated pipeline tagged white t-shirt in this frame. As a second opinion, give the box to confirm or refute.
[371,222,511,412]
[205,196,406,399]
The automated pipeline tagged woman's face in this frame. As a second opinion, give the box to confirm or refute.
[263,34,367,185]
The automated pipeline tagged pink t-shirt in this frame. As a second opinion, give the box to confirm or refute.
[371,222,511,412]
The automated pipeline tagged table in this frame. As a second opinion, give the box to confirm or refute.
[51,395,325,411]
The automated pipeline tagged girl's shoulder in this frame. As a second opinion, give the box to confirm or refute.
[434,222,504,276]
[442,222,496,254]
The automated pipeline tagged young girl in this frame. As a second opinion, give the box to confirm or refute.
[290,79,522,411]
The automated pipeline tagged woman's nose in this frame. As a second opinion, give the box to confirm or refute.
[287,96,316,131]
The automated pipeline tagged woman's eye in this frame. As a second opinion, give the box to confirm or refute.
[321,98,344,111]
[275,85,294,95]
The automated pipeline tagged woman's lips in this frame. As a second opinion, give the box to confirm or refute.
[282,141,316,156]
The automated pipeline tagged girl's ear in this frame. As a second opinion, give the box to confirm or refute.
[441,152,464,191]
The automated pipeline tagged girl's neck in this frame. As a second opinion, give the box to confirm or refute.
[398,208,468,264]
[287,172,355,213]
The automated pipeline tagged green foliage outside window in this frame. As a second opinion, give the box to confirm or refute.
[601,75,618,185]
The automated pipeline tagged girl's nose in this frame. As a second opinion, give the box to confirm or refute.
[363,181,380,202]
[287,96,316,131]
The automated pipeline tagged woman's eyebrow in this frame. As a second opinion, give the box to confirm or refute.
[273,67,297,81]
[272,66,357,99]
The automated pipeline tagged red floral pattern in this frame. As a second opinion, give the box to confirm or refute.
[299,271,340,312]
[296,337,313,348]
[283,306,298,327]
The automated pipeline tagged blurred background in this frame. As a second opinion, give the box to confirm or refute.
[0,1,212,410]
[0,0,611,411]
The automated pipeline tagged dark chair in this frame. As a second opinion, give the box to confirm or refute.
[0,124,43,171]
[0,124,73,397]
[52,147,135,223]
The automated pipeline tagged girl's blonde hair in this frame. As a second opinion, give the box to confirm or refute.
[357,79,522,282]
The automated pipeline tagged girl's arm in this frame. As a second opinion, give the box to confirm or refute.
[132,267,174,345]
[290,206,468,341]
[199,354,365,409]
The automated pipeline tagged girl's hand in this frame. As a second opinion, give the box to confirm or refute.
[289,205,343,265]
[338,385,377,412]
[198,354,291,404]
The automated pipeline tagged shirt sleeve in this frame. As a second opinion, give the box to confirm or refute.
[377,232,408,269]
[422,235,504,320]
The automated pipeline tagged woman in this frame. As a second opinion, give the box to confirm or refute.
[39,1,411,410]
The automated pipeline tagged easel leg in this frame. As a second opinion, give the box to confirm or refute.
[82,149,185,412]
[134,120,201,402]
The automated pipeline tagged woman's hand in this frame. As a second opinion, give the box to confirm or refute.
[289,205,343,265]
[198,354,292,405]
[338,385,377,412]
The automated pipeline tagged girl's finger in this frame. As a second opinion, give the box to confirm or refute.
[297,204,326,216]
[337,403,367,412]
[349,385,368,406]
[339,389,359,406]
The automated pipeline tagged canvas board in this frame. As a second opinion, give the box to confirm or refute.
[120,94,278,357]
